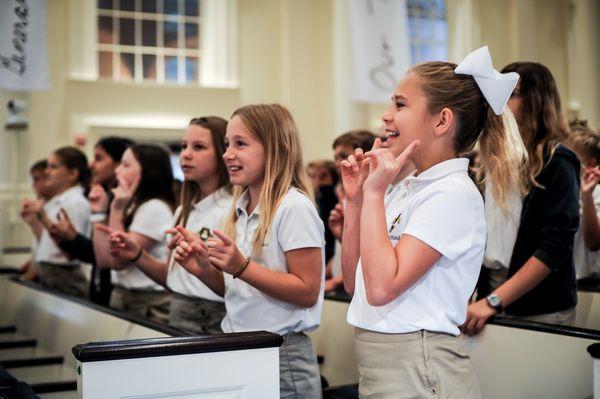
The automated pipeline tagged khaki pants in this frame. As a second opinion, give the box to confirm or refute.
[110,286,171,324]
[355,328,481,399]
[279,332,322,399]
[36,262,88,299]
[169,293,225,334]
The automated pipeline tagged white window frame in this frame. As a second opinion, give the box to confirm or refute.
[68,0,238,88]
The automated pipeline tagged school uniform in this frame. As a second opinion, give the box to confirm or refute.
[574,185,600,279]
[221,187,325,399]
[110,199,173,324]
[505,145,580,320]
[347,158,483,399]
[34,185,90,298]
[481,183,523,292]
[166,188,231,334]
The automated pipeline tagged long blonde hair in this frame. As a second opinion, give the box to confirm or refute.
[410,62,530,210]
[223,104,314,256]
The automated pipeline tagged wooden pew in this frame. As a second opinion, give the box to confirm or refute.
[1,273,283,398]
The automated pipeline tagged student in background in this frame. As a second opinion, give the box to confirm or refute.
[94,144,175,323]
[327,130,377,293]
[342,46,526,398]
[174,104,324,398]
[50,137,133,306]
[466,61,580,332]
[307,160,339,273]
[20,160,54,281]
[104,117,232,333]
[23,147,91,297]
[569,120,600,280]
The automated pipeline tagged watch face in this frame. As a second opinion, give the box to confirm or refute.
[487,294,501,308]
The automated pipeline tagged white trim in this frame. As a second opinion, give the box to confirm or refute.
[69,0,98,80]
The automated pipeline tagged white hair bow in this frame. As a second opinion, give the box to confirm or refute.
[455,46,519,115]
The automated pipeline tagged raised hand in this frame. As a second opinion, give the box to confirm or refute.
[49,208,78,241]
[581,166,600,196]
[363,140,419,194]
[22,198,45,217]
[111,176,137,211]
[88,184,109,213]
[165,227,185,251]
[206,230,246,276]
[340,139,382,202]
[107,229,142,260]
[328,203,344,241]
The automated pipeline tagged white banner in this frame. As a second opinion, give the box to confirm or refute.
[0,0,50,91]
[348,0,411,103]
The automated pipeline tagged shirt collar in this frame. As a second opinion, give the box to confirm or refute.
[404,158,469,184]
[235,189,260,218]
[54,184,84,202]
[193,187,227,213]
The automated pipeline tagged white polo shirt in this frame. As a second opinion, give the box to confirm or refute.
[112,199,173,291]
[167,188,232,302]
[221,187,325,335]
[347,158,485,336]
[483,183,522,270]
[34,185,91,266]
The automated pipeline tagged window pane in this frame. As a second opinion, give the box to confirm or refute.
[164,0,179,15]
[142,0,157,13]
[98,0,113,10]
[98,16,114,44]
[163,21,178,48]
[185,23,198,49]
[119,18,135,46]
[185,57,198,83]
[120,53,135,81]
[185,0,200,16]
[142,20,157,47]
[120,0,135,11]
[165,56,178,81]
[99,51,113,77]
[143,54,157,79]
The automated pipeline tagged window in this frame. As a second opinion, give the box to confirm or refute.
[97,0,203,84]
[407,0,448,63]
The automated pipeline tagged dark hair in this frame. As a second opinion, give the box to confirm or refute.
[501,62,569,181]
[96,136,134,162]
[332,130,377,152]
[30,159,48,174]
[176,116,231,227]
[123,144,176,229]
[307,159,340,186]
[53,147,91,191]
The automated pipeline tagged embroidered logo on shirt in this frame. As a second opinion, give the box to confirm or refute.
[199,227,213,241]
[389,213,402,241]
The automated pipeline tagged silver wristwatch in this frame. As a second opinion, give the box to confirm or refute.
[485,293,503,313]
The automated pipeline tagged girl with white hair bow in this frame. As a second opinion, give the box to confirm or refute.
[340,46,526,398]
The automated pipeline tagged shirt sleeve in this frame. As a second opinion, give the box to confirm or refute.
[403,182,479,261]
[63,197,91,238]
[129,200,174,242]
[276,194,325,252]
[532,155,580,271]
